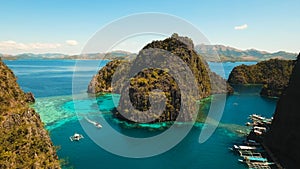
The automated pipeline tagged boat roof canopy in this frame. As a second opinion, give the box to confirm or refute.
[246,157,267,162]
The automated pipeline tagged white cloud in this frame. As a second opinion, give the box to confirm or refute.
[234,24,248,30]
[65,40,78,46]
[0,40,62,50]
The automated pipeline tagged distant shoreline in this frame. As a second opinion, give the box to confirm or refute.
[1,57,293,63]
[1,44,297,62]
[1,58,112,61]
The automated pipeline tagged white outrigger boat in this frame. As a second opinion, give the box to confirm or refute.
[238,156,267,163]
[238,150,262,158]
[95,122,102,128]
[70,133,84,141]
[249,114,265,121]
[85,116,102,128]
[233,145,257,151]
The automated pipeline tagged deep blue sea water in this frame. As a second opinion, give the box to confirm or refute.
[4,60,277,169]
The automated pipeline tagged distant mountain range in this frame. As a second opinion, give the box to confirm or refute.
[0,50,136,60]
[0,45,297,62]
[195,45,297,62]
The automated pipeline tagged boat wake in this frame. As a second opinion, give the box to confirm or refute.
[84,116,102,128]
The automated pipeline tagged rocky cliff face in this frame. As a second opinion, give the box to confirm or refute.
[88,34,232,123]
[264,54,300,168]
[88,60,125,93]
[0,58,60,168]
[228,59,295,97]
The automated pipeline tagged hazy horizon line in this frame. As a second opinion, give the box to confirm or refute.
[1,44,298,56]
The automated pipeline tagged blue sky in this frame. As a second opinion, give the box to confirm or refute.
[0,0,299,54]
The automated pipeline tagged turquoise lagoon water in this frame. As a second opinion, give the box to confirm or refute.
[4,60,277,169]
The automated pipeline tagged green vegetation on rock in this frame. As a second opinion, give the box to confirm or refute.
[228,59,295,97]
[0,58,60,168]
[88,34,232,123]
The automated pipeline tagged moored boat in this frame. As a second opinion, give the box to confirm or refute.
[238,156,268,163]
[233,145,257,151]
[244,139,261,146]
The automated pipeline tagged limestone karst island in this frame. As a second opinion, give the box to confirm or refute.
[1,1,300,169]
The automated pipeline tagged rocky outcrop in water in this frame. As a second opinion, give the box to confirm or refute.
[228,59,295,97]
[264,54,300,168]
[88,34,233,123]
[0,58,60,168]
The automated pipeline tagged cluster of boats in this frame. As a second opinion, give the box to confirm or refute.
[231,114,277,168]
[247,114,273,139]
[231,141,275,168]
[246,114,272,128]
